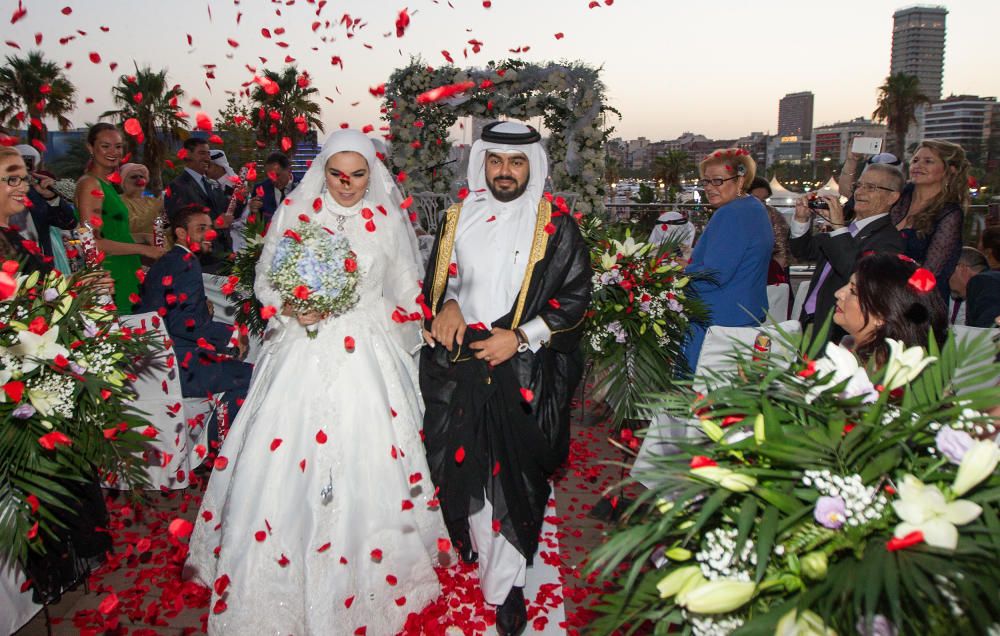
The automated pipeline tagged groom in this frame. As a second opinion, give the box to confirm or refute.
[420,121,591,635]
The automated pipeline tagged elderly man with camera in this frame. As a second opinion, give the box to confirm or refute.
[790,162,906,340]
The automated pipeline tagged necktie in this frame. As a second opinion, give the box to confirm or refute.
[201,176,212,194]
[804,222,860,315]
[951,298,963,324]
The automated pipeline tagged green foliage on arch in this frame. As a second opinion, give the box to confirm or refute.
[382,58,618,215]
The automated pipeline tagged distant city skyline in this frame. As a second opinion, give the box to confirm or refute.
[6,1,1000,142]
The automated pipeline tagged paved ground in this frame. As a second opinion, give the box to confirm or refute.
[16,387,630,636]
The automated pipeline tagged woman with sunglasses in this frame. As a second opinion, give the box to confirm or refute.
[119,162,165,249]
[681,148,774,371]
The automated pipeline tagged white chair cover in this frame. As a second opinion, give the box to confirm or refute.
[633,320,803,488]
[764,284,791,325]
[117,312,218,490]
[1,562,41,635]
[790,279,811,324]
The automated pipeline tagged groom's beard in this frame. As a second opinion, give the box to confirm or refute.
[487,176,528,203]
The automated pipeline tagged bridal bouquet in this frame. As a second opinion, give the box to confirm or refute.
[589,326,1000,635]
[267,221,360,338]
[0,262,158,564]
[584,225,709,425]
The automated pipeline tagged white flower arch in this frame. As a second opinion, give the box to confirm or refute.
[383,58,616,215]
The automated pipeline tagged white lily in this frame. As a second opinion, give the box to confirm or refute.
[2,326,70,373]
[952,439,1000,496]
[892,474,982,550]
[610,235,648,258]
[599,251,619,270]
[806,342,878,404]
[0,369,11,402]
[28,388,58,417]
[883,339,936,391]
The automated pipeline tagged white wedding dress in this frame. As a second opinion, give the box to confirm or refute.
[185,190,447,635]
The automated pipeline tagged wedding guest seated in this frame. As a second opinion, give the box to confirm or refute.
[648,210,695,253]
[748,176,791,284]
[682,148,773,371]
[246,151,294,224]
[14,144,77,270]
[136,204,252,445]
[958,250,1000,329]
[832,251,947,366]
[119,162,164,247]
[791,163,905,341]
[979,225,1000,270]
[948,247,988,325]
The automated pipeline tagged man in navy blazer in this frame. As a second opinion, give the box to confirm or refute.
[790,163,905,340]
[245,152,294,224]
[136,205,252,446]
[165,137,232,272]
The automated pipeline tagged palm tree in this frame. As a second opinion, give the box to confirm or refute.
[101,65,187,194]
[652,150,692,190]
[0,51,76,147]
[873,73,930,159]
[249,66,324,158]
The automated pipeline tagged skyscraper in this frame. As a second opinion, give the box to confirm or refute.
[777,91,815,140]
[890,6,947,101]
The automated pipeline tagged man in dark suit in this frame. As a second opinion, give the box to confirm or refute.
[136,205,252,446]
[13,144,77,262]
[791,163,906,339]
[165,137,232,272]
[246,152,294,224]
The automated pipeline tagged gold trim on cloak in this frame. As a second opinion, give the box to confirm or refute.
[429,199,553,331]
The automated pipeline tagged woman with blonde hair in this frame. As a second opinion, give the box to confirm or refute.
[119,162,165,244]
[892,140,970,302]
[682,148,774,370]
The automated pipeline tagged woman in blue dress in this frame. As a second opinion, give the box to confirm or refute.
[682,148,773,370]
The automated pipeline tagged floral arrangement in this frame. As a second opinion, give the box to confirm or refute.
[220,210,268,338]
[589,326,1000,635]
[267,220,360,338]
[0,262,159,565]
[382,58,617,216]
[583,223,708,426]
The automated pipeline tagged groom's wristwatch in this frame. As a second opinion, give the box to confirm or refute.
[514,328,529,353]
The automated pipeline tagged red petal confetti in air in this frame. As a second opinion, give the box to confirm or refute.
[11,3,27,24]
[519,387,534,403]
[401,500,414,511]
[908,267,936,293]
[395,8,410,37]
[544,222,556,235]
[416,81,475,104]
[195,111,213,131]
[454,446,466,463]
[554,32,565,39]
[441,50,454,63]
[345,595,355,608]
[344,336,356,352]
[370,548,383,561]
[281,136,293,152]
[344,257,358,273]
[887,530,924,551]
[227,38,239,48]
[316,429,328,444]
[437,537,451,552]
[457,187,470,200]
[270,438,283,451]
[124,118,142,136]
[255,530,267,542]
[293,285,310,300]
[26,493,39,514]
[492,519,501,533]
[260,305,278,319]
[317,542,331,553]
[690,455,718,469]
[88,52,101,64]
[213,574,230,596]
[214,455,229,470]
[547,298,561,309]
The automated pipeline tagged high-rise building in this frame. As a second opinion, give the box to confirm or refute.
[920,95,997,161]
[811,118,888,163]
[891,6,947,101]
[777,92,815,140]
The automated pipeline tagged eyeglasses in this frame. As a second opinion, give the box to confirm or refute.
[853,181,897,194]
[0,175,30,188]
[697,176,739,188]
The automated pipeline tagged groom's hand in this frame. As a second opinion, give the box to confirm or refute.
[470,328,519,366]
[430,300,466,352]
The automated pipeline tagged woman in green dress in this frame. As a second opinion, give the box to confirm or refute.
[74,123,166,311]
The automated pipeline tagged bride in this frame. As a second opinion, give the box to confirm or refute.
[185,130,448,634]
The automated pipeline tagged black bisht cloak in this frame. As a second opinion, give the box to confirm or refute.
[419,199,592,562]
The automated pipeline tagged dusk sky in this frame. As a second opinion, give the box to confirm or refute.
[7,0,1000,142]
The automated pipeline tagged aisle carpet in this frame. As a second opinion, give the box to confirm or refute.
[15,393,624,636]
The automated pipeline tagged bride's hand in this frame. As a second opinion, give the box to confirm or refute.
[296,310,327,326]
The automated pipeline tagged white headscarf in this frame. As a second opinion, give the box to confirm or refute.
[254,129,424,352]
[464,122,548,213]
[210,150,237,180]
